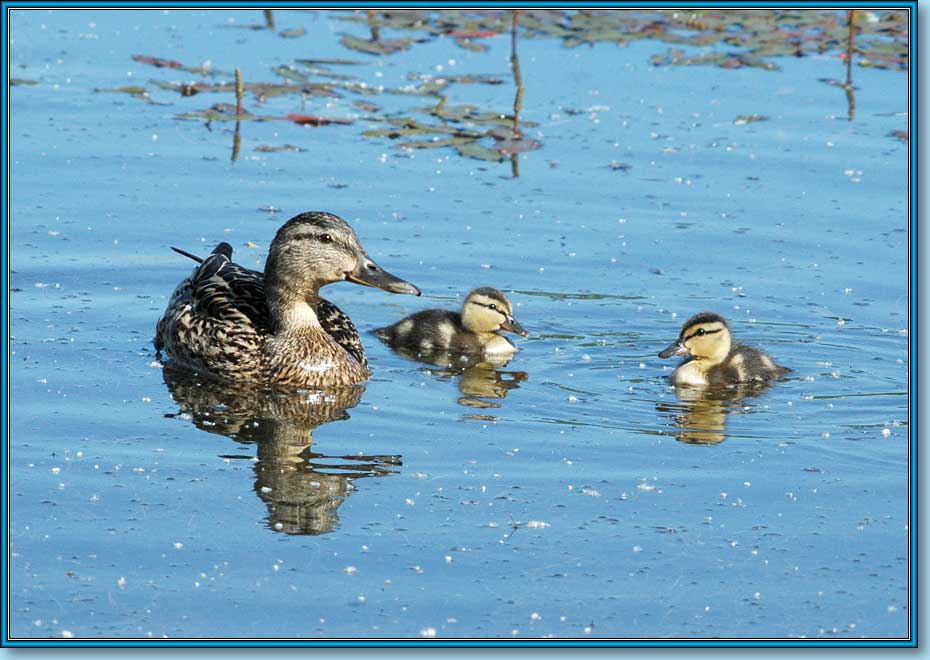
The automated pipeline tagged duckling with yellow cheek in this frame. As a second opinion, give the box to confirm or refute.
[658,312,789,387]
[375,287,528,359]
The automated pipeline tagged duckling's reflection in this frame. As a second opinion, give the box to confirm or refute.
[657,384,772,445]
[161,366,401,535]
[387,346,528,411]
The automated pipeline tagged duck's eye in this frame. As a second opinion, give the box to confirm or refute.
[488,303,497,311]
[696,328,706,336]
[318,233,334,244]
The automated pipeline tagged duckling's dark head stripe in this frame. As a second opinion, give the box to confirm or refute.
[683,311,729,328]
[469,286,507,300]
[468,300,507,317]
[682,327,723,343]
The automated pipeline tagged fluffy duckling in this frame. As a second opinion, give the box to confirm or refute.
[155,211,420,389]
[658,312,789,387]
[374,287,528,358]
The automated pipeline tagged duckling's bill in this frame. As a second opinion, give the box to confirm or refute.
[658,340,688,359]
[501,315,529,337]
[345,251,420,296]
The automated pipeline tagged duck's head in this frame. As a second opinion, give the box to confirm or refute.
[264,212,420,297]
[461,287,528,337]
[659,312,732,365]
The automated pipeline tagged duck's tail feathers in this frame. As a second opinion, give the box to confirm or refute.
[171,242,233,264]
[170,246,204,263]
[212,242,234,259]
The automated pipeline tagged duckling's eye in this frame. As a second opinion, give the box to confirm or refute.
[488,303,497,311]
[318,233,334,244]
[696,328,706,336]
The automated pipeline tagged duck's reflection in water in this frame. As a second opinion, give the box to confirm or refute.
[161,366,401,535]
[387,346,528,412]
[657,384,774,445]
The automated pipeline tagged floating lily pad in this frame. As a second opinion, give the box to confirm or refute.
[132,54,183,69]
[131,54,228,77]
[278,27,307,39]
[455,141,507,162]
[296,58,366,66]
[286,113,353,126]
[651,48,780,71]
[176,104,256,122]
[733,114,769,125]
[255,144,307,152]
[353,99,381,112]
[492,135,542,154]
[398,136,476,150]
[94,85,168,105]
[339,35,419,55]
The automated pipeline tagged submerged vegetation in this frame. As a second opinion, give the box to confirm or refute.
[86,9,909,164]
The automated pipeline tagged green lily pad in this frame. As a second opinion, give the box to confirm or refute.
[455,141,507,162]
[278,27,307,39]
[176,104,257,122]
[340,35,419,55]
[398,136,476,150]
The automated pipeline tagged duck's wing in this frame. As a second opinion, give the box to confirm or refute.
[188,244,270,332]
[316,299,366,368]
[155,243,270,378]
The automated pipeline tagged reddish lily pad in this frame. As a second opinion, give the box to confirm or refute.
[286,113,353,126]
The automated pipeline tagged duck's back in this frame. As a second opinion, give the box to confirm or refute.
[707,343,789,386]
[375,309,483,355]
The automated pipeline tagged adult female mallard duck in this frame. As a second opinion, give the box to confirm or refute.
[155,211,420,388]
[374,287,528,359]
[658,312,789,387]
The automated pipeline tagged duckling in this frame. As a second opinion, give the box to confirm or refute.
[374,287,528,359]
[155,211,420,389]
[658,312,789,387]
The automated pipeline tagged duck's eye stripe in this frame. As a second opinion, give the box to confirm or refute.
[683,327,722,342]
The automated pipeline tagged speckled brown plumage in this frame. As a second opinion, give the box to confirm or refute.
[155,211,420,389]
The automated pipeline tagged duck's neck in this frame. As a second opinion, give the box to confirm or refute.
[266,284,323,334]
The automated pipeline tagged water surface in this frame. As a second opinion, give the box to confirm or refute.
[8,9,910,641]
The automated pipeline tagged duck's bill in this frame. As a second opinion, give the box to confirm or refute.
[346,253,421,296]
[658,340,688,359]
[501,316,529,337]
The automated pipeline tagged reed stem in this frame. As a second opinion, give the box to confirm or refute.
[510,10,523,137]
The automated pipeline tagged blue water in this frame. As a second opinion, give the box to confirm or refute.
[8,9,910,641]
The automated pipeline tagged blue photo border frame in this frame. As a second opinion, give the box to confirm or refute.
[0,0,917,648]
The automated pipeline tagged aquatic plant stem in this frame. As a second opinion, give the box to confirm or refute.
[235,67,244,118]
[264,10,275,32]
[367,10,380,42]
[232,67,243,162]
[232,121,241,163]
[510,10,523,138]
[846,9,856,86]
[845,10,856,120]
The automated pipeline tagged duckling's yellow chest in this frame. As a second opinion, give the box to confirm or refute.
[482,334,517,357]
[671,361,708,387]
